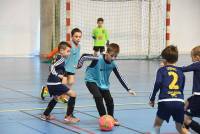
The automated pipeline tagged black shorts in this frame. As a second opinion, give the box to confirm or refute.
[64,71,75,77]
[93,46,105,53]
[185,95,200,117]
[157,101,184,124]
[47,84,69,97]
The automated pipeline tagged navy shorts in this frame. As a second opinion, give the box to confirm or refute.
[47,84,70,97]
[185,95,200,117]
[64,71,75,76]
[157,101,184,124]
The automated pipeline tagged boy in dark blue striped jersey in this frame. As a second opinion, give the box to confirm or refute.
[77,43,136,126]
[149,45,188,134]
[41,41,80,123]
[41,28,82,103]
[182,45,200,133]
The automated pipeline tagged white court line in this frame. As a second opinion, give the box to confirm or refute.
[0,102,149,113]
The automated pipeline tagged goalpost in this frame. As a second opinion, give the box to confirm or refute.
[58,0,167,59]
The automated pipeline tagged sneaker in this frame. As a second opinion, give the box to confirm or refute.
[113,118,120,126]
[40,114,55,121]
[41,86,49,100]
[64,115,80,124]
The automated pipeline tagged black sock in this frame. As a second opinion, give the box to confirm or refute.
[94,97,106,116]
[67,97,76,116]
[189,120,200,133]
[105,98,114,117]
[44,98,57,116]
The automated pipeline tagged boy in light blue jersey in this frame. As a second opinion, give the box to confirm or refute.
[63,28,82,87]
[77,43,136,126]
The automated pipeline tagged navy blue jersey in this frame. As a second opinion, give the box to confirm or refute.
[181,61,200,95]
[47,54,65,85]
[150,65,185,103]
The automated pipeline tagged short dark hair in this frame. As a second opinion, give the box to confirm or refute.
[71,28,82,36]
[161,45,178,63]
[107,43,120,54]
[97,18,104,22]
[161,45,178,64]
[58,41,71,51]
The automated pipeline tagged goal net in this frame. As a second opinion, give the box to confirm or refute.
[60,0,166,59]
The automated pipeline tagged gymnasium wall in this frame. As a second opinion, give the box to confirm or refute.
[171,0,200,53]
[0,0,200,57]
[0,0,40,57]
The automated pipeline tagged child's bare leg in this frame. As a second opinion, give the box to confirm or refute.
[152,116,164,134]
[67,75,75,88]
[175,122,188,134]
[184,100,189,111]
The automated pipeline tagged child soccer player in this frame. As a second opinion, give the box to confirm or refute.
[41,28,82,103]
[41,41,80,123]
[92,17,109,56]
[181,45,200,133]
[149,45,188,134]
[77,43,136,126]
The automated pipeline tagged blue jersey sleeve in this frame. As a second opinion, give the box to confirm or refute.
[150,69,162,101]
[181,62,200,72]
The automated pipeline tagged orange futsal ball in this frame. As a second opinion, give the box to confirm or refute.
[99,115,114,131]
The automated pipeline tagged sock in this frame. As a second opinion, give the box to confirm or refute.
[189,120,200,133]
[66,97,76,116]
[44,98,57,116]
[151,127,160,134]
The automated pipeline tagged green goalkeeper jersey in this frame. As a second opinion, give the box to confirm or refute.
[92,27,109,47]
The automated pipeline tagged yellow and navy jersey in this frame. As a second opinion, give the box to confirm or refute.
[47,54,65,85]
[150,65,185,103]
[181,61,200,95]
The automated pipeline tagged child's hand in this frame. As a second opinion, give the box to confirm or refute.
[76,64,82,69]
[58,74,64,79]
[149,101,155,107]
[128,89,136,95]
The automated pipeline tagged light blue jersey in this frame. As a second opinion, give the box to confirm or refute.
[85,55,116,90]
[64,41,80,74]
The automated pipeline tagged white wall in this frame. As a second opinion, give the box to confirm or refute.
[171,0,200,53]
[0,0,40,57]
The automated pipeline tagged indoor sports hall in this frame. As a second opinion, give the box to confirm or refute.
[0,0,200,134]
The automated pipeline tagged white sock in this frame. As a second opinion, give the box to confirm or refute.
[150,127,160,134]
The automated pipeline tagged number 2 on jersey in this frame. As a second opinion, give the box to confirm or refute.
[168,71,179,90]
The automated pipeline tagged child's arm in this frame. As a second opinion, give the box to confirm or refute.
[181,62,200,72]
[149,69,162,107]
[50,55,65,76]
[113,65,136,95]
[76,54,98,69]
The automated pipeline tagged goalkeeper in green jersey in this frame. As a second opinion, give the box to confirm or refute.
[92,18,109,56]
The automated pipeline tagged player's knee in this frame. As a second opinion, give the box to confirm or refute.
[71,91,77,97]
[67,81,75,87]
[184,114,192,125]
